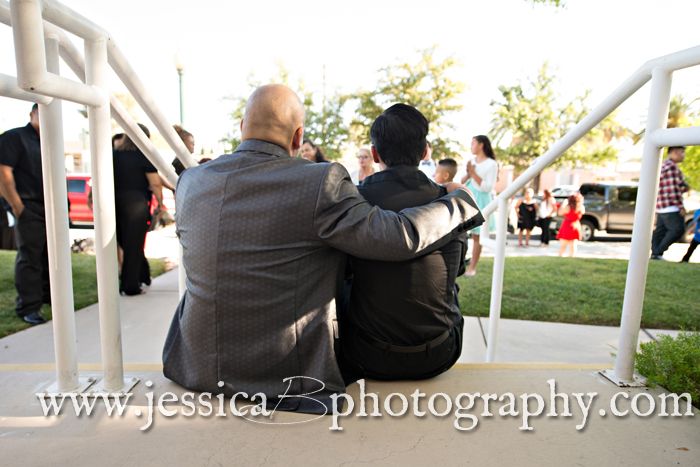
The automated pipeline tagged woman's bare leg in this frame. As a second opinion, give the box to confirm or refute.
[518,229,523,247]
[466,234,481,275]
[526,229,531,247]
[559,240,568,257]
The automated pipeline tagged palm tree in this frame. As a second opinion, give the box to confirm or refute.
[634,95,700,142]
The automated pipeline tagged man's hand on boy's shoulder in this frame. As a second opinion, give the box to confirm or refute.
[444,182,476,200]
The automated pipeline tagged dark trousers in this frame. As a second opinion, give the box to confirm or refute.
[651,212,685,257]
[682,239,699,262]
[115,194,150,295]
[14,202,49,318]
[338,319,463,384]
[539,217,552,244]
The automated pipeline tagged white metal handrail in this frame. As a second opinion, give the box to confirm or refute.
[0,0,193,394]
[482,45,700,387]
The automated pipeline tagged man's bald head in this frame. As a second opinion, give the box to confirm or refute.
[240,84,305,155]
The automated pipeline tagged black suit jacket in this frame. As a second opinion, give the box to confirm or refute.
[346,165,468,347]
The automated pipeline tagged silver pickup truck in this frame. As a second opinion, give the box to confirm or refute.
[554,182,696,242]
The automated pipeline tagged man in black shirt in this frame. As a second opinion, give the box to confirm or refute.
[339,104,477,382]
[0,104,49,325]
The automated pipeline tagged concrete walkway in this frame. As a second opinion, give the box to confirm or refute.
[478,229,699,262]
[0,365,697,467]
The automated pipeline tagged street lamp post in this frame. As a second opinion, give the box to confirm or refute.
[175,54,184,126]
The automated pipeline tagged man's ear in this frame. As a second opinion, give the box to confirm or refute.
[370,145,381,164]
[421,144,430,161]
[239,119,244,132]
[291,126,304,152]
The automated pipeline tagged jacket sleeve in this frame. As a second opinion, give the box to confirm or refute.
[312,163,484,261]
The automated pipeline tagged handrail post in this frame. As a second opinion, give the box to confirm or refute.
[84,36,133,394]
[40,35,93,394]
[486,197,509,362]
[605,67,673,386]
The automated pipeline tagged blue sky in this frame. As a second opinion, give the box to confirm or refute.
[1,0,699,156]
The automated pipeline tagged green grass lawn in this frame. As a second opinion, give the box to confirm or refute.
[0,250,166,339]
[457,257,700,330]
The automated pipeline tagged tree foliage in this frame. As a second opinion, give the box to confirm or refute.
[222,48,465,160]
[302,91,349,160]
[348,47,465,159]
[490,63,631,190]
[220,66,348,159]
[681,147,700,191]
[529,0,566,7]
[668,95,700,190]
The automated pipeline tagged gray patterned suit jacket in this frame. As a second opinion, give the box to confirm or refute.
[163,139,483,413]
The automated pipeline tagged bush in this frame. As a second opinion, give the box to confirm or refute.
[635,332,700,408]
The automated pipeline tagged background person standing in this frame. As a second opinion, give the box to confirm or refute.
[112,124,162,295]
[651,146,688,260]
[299,139,329,163]
[417,141,436,178]
[350,147,375,185]
[0,104,49,325]
[515,188,537,247]
[461,135,498,276]
[538,188,557,246]
[557,194,584,257]
[680,209,699,263]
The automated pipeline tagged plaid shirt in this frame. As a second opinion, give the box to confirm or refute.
[656,159,687,211]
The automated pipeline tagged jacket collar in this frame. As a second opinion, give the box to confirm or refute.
[363,165,433,186]
[235,139,291,158]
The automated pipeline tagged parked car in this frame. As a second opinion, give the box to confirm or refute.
[551,182,696,242]
[550,185,579,206]
[66,174,93,227]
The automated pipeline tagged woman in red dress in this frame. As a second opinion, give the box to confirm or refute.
[557,194,584,257]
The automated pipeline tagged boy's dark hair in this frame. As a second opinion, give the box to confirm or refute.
[438,158,458,181]
[668,146,686,153]
[370,104,429,167]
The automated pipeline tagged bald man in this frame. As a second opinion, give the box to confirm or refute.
[163,84,483,414]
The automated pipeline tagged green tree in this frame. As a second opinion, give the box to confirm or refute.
[348,47,465,159]
[220,84,252,154]
[634,95,700,190]
[301,91,349,160]
[681,147,700,191]
[668,96,700,190]
[490,63,631,191]
[529,0,566,7]
[221,66,348,159]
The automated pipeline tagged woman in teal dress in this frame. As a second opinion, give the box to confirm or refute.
[460,135,498,276]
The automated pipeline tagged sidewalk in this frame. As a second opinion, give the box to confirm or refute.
[478,230,699,262]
